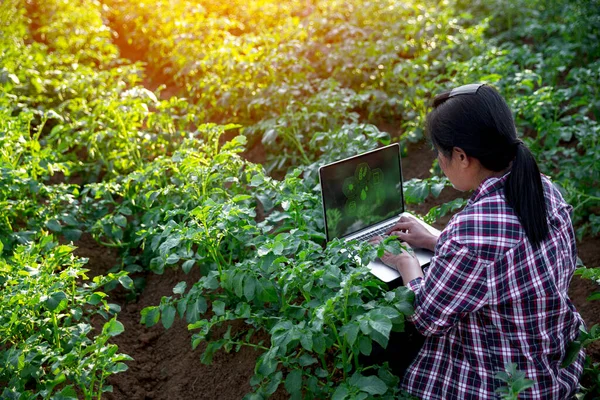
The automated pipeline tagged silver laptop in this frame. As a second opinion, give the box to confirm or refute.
[318,143,441,282]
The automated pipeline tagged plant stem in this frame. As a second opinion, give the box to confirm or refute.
[52,313,61,351]
[329,322,347,379]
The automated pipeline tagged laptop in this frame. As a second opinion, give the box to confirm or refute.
[318,143,441,282]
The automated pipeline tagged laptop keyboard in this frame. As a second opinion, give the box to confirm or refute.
[353,221,397,242]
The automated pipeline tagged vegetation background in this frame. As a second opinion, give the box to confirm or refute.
[1,0,599,399]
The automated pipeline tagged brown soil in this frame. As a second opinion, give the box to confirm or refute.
[73,234,272,400]
[102,270,267,400]
[70,136,599,400]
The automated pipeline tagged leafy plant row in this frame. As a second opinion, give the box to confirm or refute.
[0,234,132,398]
[82,123,421,398]
[99,0,489,171]
[449,0,600,238]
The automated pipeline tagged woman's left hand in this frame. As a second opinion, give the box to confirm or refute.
[369,235,424,283]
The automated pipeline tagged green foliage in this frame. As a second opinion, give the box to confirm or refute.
[575,265,600,301]
[563,325,600,399]
[0,110,84,253]
[404,176,449,205]
[495,363,535,400]
[184,237,416,398]
[451,0,600,236]
[100,0,490,173]
[0,234,132,399]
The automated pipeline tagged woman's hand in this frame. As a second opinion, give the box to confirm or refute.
[387,215,439,252]
[369,236,424,283]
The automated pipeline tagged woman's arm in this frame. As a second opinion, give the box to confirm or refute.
[405,239,488,337]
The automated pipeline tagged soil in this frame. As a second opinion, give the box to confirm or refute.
[73,234,275,400]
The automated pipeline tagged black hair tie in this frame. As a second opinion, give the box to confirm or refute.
[512,139,524,148]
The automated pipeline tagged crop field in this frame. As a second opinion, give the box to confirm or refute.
[1,0,600,399]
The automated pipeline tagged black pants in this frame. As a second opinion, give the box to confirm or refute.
[360,277,425,381]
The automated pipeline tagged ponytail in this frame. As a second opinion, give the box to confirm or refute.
[505,143,549,247]
[428,84,550,247]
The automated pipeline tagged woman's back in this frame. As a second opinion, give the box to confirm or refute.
[402,173,585,399]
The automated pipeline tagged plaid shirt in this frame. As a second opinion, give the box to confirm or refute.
[402,173,585,399]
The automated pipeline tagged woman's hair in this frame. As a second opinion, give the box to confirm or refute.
[426,84,549,247]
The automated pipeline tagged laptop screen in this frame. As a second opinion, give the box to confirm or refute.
[319,144,405,241]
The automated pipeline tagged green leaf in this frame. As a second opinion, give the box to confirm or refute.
[587,292,600,301]
[511,378,535,394]
[158,236,182,256]
[114,214,127,228]
[44,291,68,312]
[257,347,279,376]
[201,340,225,365]
[63,229,82,242]
[244,276,256,301]
[340,322,359,346]
[298,354,317,367]
[53,386,78,400]
[332,384,349,400]
[273,241,284,255]
[87,292,106,305]
[369,314,392,339]
[383,239,404,255]
[285,370,303,395]
[118,275,134,290]
[356,375,388,395]
[256,279,278,303]
[312,334,326,355]
[173,281,187,295]
[182,259,195,274]
[103,319,125,337]
[377,367,399,388]
[177,299,188,318]
[161,305,176,329]
[561,340,582,368]
[250,174,264,186]
[300,331,313,352]
[166,254,180,265]
[71,307,83,320]
[46,219,62,232]
[235,302,251,318]
[233,194,252,202]
[62,215,79,226]
[141,306,160,327]
[359,336,372,355]
[108,362,129,373]
[232,272,244,298]
[404,179,429,204]
[186,297,208,323]
[257,193,273,211]
[431,181,446,198]
[213,301,226,316]
[265,371,283,395]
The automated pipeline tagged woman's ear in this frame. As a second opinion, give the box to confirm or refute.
[453,147,470,168]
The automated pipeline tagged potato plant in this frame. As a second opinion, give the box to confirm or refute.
[0,235,132,399]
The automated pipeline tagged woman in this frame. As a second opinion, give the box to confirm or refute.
[375,84,585,399]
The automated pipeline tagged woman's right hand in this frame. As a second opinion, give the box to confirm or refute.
[387,215,439,252]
